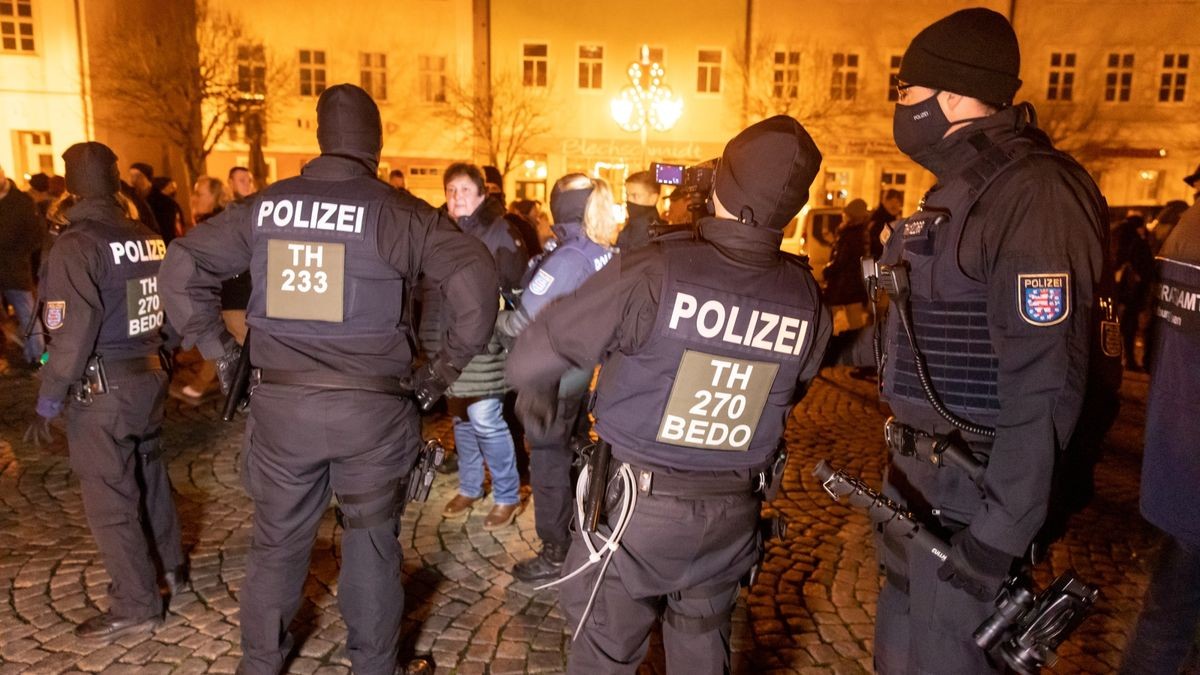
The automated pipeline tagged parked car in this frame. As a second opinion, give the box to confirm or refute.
[780,205,844,284]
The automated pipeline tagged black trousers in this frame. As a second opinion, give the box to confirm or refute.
[67,370,182,620]
[238,384,419,675]
[528,393,586,548]
[559,461,760,675]
[1121,534,1200,674]
[874,459,997,674]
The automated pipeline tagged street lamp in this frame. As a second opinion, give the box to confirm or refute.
[610,44,683,165]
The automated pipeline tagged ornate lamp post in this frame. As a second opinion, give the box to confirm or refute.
[610,44,683,166]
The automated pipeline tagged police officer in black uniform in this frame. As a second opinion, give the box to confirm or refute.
[507,116,830,674]
[870,9,1118,673]
[28,142,184,641]
[159,84,497,675]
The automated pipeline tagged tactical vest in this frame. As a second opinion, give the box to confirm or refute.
[880,133,1076,428]
[593,242,819,471]
[73,219,167,358]
[246,174,408,360]
[1140,256,1200,546]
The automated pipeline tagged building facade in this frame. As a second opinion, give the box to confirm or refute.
[2,0,1197,212]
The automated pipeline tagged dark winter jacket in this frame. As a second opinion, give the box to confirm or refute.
[0,179,42,290]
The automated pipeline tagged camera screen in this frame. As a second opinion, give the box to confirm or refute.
[652,162,685,186]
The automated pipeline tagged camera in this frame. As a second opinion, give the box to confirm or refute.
[651,159,719,230]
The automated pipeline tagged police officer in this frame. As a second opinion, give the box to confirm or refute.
[870,9,1118,673]
[498,173,619,582]
[159,84,497,675]
[1120,197,1200,675]
[28,142,184,640]
[507,116,830,673]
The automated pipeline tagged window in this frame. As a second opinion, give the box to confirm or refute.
[822,170,851,207]
[773,50,800,99]
[237,44,266,96]
[1159,53,1189,103]
[523,43,547,87]
[831,52,860,101]
[1046,52,1076,101]
[418,55,446,103]
[0,0,34,53]
[299,49,326,97]
[578,45,603,89]
[697,49,722,93]
[360,52,387,101]
[887,55,902,102]
[1104,53,1134,102]
[880,170,907,206]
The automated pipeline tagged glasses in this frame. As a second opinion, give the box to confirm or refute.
[895,81,916,102]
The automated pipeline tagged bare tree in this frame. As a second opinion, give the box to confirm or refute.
[728,36,867,143]
[440,72,552,178]
[90,0,288,187]
[1026,98,1116,167]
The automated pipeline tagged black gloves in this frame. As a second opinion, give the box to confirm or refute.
[938,529,1015,601]
[214,339,242,396]
[516,384,558,438]
[24,396,63,449]
[410,359,459,412]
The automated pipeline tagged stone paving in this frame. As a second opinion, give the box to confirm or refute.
[0,336,1162,674]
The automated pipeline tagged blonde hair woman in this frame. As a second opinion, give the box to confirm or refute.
[495,172,621,582]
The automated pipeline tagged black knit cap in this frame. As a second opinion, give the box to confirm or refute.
[712,115,822,231]
[63,142,120,198]
[316,84,383,166]
[899,7,1022,105]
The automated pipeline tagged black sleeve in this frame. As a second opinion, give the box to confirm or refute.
[37,233,103,401]
[378,198,498,373]
[495,222,531,294]
[159,202,253,358]
[964,165,1105,556]
[507,249,661,391]
[793,285,833,404]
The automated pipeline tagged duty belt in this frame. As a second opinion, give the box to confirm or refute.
[258,369,413,396]
[103,354,165,378]
[621,462,768,499]
[883,417,986,485]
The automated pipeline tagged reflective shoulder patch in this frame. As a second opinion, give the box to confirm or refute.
[528,268,555,296]
[1018,273,1070,326]
[44,301,65,330]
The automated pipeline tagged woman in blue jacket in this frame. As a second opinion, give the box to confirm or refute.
[497,173,619,581]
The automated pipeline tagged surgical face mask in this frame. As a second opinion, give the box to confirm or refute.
[892,92,951,159]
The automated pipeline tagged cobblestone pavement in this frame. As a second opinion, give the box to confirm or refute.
[0,339,1159,674]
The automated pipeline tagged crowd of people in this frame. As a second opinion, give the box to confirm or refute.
[3,6,1199,675]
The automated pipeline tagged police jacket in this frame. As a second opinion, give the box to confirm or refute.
[159,155,497,380]
[507,217,831,472]
[1141,206,1200,547]
[878,106,1112,556]
[38,197,168,401]
[418,195,529,399]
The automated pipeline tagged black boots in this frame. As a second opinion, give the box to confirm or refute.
[512,541,570,583]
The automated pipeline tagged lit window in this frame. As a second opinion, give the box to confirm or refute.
[1047,52,1076,102]
[578,45,603,89]
[1159,53,1189,103]
[299,49,327,97]
[887,55,902,102]
[1104,53,1134,103]
[880,171,907,206]
[831,52,859,101]
[237,44,266,96]
[773,50,800,99]
[419,55,446,103]
[360,52,387,101]
[0,0,34,53]
[523,43,548,87]
[697,49,722,93]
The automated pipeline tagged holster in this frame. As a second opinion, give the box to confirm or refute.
[404,439,446,505]
[71,354,109,404]
[581,440,611,533]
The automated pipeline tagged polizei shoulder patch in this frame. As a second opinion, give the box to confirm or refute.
[528,268,555,296]
[1018,273,1070,326]
[44,301,65,330]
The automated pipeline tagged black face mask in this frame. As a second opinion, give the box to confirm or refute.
[892,92,951,160]
[626,202,658,219]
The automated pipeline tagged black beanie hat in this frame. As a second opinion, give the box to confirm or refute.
[899,7,1022,105]
[63,142,120,198]
[483,165,504,187]
[316,84,383,165]
[712,115,822,231]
